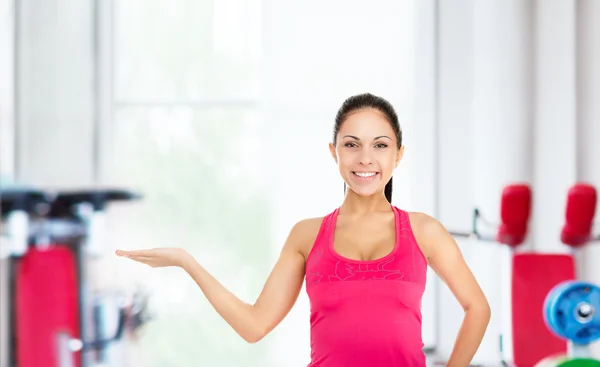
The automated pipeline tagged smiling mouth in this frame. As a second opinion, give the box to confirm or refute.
[352,171,379,179]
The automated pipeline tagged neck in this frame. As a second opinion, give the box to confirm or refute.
[339,190,391,215]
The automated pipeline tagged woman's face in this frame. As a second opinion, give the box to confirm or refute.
[329,108,403,198]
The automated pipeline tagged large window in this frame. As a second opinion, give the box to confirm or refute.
[115,0,261,103]
[108,1,268,366]
[105,1,419,366]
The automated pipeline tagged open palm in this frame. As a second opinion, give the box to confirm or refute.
[115,247,190,268]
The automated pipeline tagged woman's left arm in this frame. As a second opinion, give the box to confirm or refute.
[411,212,491,367]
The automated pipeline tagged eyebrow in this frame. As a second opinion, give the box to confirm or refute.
[342,135,392,141]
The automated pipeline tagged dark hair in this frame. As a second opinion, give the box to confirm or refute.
[332,93,402,203]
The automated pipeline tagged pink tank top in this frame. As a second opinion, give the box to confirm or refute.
[304,206,428,367]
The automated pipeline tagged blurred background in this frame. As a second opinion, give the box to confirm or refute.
[1,0,599,366]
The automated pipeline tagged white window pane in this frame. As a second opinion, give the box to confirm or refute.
[262,0,414,106]
[115,0,262,101]
[105,106,274,367]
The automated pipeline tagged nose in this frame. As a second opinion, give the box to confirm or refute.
[358,149,373,166]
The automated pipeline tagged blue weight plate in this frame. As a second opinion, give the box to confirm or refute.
[543,280,600,345]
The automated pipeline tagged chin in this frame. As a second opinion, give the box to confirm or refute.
[345,186,382,198]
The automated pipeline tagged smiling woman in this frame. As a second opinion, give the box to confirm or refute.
[330,93,404,203]
[104,0,439,366]
[117,92,490,367]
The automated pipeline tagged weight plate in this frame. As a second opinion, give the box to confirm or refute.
[534,355,569,367]
[557,358,600,367]
[544,280,600,345]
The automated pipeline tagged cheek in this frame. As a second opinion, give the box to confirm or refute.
[381,153,398,171]
[336,151,354,166]
[379,150,396,167]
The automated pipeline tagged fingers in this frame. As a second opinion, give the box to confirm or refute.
[117,254,156,267]
[128,257,163,268]
[115,249,152,257]
[115,249,153,263]
[128,256,152,262]
[115,248,168,268]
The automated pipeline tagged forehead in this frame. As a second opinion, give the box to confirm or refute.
[338,108,394,136]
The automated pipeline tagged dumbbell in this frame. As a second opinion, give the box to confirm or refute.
[449,183,532,247]
[534,280,600,367]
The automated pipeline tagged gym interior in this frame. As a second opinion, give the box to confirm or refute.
[1,0,599,366]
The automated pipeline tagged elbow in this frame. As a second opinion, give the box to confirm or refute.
[243,329,267,344]
[467,299,491,324]
[481,303,492,324]
[242,324,269,344]
[481,304,492,329]
[244,334,263,344]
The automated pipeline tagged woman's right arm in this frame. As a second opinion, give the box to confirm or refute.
[181,217,320,343]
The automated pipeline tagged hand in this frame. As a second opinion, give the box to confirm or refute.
[115,247,191,268]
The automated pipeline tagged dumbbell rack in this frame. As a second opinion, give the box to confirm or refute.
[1,186,149,367]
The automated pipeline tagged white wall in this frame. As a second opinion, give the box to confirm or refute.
[576,0,600,358]
[0,0,15,365]
[15,0,96,187]
[0,0,14,178]
[412,0,439,354]
[532,0,577,254]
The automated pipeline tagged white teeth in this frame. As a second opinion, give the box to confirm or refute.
[355,172,377,178]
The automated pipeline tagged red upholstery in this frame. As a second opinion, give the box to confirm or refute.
[561,183,597,247]
[512,253,575,367]
[16,246,81,367]
[497,184,532,247]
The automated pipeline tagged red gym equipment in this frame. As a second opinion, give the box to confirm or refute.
[511,183,599,366]
[449,182,599,367]
[561,183,598,247]
[1,186,150,367]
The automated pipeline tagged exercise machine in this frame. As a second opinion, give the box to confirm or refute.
[448,182,599,366]
[535,280,600,366]
[1,185,151,367]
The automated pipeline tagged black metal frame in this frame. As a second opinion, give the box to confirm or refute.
[1,187,141,367]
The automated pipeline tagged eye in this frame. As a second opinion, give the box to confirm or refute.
[374,143,388,149]
[344,142,358,148]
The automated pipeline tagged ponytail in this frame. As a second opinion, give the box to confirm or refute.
[384,177,393,203]
[342,177,394,203]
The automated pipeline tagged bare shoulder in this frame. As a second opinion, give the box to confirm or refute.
[283,216,325,259]
[409,212,490,316]
[407,211,452,260]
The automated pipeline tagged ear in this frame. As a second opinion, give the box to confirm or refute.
[328,142,338,164]
[395,145,405,168]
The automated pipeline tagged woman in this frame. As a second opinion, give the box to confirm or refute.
[116,93,491,366]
